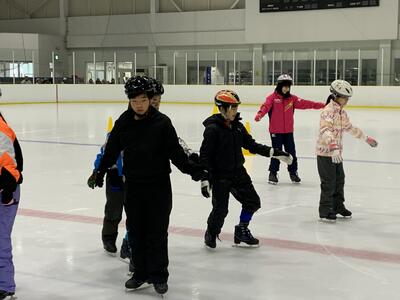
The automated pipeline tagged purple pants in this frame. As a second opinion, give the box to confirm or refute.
[0,185,20,293]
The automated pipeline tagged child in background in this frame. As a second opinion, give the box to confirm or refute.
[316,80,378,222]
[255,74,325,184]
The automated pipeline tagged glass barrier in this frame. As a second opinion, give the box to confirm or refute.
[0,48,396,86]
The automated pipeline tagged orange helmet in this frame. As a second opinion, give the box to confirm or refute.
[214,90,241,108]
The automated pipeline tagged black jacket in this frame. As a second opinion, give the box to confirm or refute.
[200,113,271,178]
[98,106,202,182]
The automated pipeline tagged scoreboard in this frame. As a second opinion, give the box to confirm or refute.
[260,0,379,13]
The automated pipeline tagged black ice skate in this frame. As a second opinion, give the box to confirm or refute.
[336,207,352,219]
[289,172,301,183]
[233,224,259,247]
[319,212,337,223]
[0,291,15,300]
[120,238,131,261]
[204,230,219,249]
[268,172,278,185]
[153,282,168,295]
[103,240,117,256]
[125,277,149,291]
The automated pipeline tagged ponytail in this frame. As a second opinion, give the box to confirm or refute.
[326,94,335,105]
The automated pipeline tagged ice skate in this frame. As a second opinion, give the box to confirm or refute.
[204,230,219,250]
[103,240,117,256]
[319,212,337,223]
[289,172,301,183]
[0,291,15,300]
[153,282,168,295]
[336,207,352,219]
[268,172,278,185]
[233,224,259,248]
[125,277,150,291]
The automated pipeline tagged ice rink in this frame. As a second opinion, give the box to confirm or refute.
[3,102,400,299]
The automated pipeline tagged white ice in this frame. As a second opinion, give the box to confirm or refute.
[2,102,400,300]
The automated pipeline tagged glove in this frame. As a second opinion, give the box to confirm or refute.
[0,168,18,204]
[188,152,200,164]
[270,148,293,165]
[1,190,15,205]
[366,136,378,148]
[331,151,343,164]
[328,143,342,164]
[201,180,211,198]
[254,113,263,122]
[87,170,105,189]
[192,169,208,182]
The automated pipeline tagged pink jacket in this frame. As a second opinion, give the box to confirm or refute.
[316,101,366,157]
[256,91,325,134]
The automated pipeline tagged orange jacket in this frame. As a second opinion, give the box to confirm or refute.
[0,114,23,202]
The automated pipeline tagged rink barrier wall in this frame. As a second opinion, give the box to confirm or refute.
[1,84,400,108]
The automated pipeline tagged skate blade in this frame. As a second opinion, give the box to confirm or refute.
[125,283,151,292]
[268,181,278,185]
[337,215,352,220]
[291,181,301,184]
[119,256,130,264]
[232,243,260,248]
[104,250,117,257]
[319,218,337,223]
[204,244,216,251]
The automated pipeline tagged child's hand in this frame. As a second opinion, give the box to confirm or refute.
[254,113,262,122]
[366,136,378,147]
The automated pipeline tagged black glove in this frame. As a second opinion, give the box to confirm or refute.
[270,148,293,165]
[87,170,105,189]
[0,168,18,205]
[108,168,123,189]
[188,152,200,164]
[192,169,208,182]
[201,180,211,198]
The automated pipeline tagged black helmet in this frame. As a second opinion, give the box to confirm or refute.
[152,79,164,96]
[124,75,154,99]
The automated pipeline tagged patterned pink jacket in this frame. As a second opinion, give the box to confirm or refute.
[316,101,365,157]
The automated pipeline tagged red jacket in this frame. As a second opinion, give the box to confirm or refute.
[256,91,325,134]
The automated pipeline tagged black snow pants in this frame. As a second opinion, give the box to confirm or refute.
[317,156,346,216]
[207,167,261,235]
[102,176,125,244]
[124,176,172,284]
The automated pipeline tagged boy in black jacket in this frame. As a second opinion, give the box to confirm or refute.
[90,76,206,295]
[200,90,292,249]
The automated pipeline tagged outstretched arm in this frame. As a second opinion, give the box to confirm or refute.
[342,111,378,147]
[241,124,293,165]
[255,96,274,122]
[293,95,325,110]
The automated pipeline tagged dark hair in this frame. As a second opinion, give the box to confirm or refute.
[326,94,335,105]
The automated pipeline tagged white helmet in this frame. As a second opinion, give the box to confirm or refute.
[277,74,293,85]
[330,80,353,97]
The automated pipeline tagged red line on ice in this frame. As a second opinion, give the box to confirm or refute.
[18,208,400,265]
